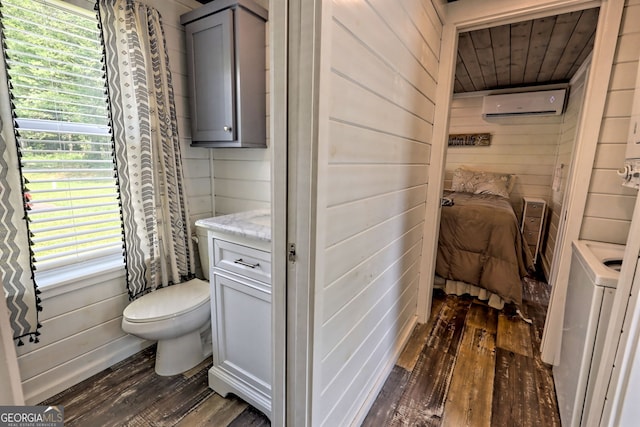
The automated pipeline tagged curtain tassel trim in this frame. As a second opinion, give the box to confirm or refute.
[17,331,40,346]
[0,6,42,344]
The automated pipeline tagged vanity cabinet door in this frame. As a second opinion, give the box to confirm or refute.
[184,9,235,143]
[210,273,271,404]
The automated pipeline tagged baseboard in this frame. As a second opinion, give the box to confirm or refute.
[349,314,418,427]
[23,335,152,405]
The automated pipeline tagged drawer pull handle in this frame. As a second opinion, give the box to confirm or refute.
[234,258,260,269]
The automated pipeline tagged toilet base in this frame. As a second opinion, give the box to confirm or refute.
[155,330,204,376]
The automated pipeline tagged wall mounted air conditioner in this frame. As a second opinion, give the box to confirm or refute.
[482,89,567,117]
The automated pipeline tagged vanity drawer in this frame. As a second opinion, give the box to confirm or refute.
[214,239,271,284]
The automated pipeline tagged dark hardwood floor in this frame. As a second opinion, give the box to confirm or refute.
[363,276,560,426]
[41,276,556,427]
[40,346,271,426]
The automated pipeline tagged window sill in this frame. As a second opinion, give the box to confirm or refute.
[37,255,126,299]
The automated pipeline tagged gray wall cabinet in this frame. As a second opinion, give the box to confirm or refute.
[181,0,267,148]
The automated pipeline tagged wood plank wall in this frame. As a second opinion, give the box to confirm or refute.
[540,64,588,278]
[172,0,216,225]
[17,271,148,404]
[445,96,562,215]
[211,3,271,216]
[16,0,205,404]
[314,1,442,425]
[580,0,640,245]
[211,147,271,215]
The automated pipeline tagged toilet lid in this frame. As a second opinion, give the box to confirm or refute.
[123,279,210,323]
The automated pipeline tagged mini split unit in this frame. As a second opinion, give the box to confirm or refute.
[482,89,567,117]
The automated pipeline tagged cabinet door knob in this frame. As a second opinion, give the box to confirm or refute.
[223,126,232,132]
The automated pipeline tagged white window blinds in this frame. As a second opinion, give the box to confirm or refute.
[1,0,124,273]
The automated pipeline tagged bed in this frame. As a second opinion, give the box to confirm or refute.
[435,167,533,309]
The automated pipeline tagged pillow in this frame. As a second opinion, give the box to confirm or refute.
[451,167,515,198]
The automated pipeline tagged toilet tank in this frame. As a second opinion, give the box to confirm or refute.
[195,225,210,280]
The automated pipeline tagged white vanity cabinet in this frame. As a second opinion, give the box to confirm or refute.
[207,233,272,419]
[195,210,272,419]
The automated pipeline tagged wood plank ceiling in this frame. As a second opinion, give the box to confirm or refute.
[454,8,599,94]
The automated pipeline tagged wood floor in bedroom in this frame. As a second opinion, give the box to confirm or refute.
[40,277,556,427]
[363,276,559,426]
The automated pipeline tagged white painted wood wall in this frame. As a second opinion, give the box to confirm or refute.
[15,0,205,404]
[211,147,271,215]
[541,65,588,277]
[210,0,271,216]
[446,96,562,215]
[312,1,442,425]
[580,0,640,245]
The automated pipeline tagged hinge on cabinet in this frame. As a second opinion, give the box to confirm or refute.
[288,243,297,263]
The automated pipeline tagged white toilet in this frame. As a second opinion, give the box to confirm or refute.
[121,227,212,376]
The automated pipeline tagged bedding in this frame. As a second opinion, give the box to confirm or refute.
[451,166,515,198]
[436,190,532,307]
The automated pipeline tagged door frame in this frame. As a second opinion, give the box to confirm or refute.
[422,0,622,365]
[277,0,324,425]
[269,0,287,425]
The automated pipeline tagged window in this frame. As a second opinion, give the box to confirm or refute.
[1,0,123,277]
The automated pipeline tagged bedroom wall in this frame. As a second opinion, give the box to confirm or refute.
[15,0,205,404]
[446,95,563,215]
[580,0,639,245]
[311,1,442,425]
[539,62,589,277]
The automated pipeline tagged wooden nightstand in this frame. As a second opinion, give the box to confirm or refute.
[521,197,546,264]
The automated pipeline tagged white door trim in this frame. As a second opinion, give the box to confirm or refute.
[417,20,456,322]
[269,0,287,424]
[284,0,324,425]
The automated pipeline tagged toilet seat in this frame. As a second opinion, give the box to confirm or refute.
[123,278,209,323]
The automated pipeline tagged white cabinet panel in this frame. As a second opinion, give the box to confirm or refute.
[207,235,271,419]
[212,274,271,392]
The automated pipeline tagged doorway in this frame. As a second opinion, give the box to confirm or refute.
[423,0,624,365]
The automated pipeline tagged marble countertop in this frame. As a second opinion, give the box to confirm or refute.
[195,209,271,242]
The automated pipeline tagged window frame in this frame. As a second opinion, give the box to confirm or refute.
[1,0,125,288]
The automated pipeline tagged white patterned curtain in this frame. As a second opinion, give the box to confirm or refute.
[0,58,40,344]
[98,0,195,298]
